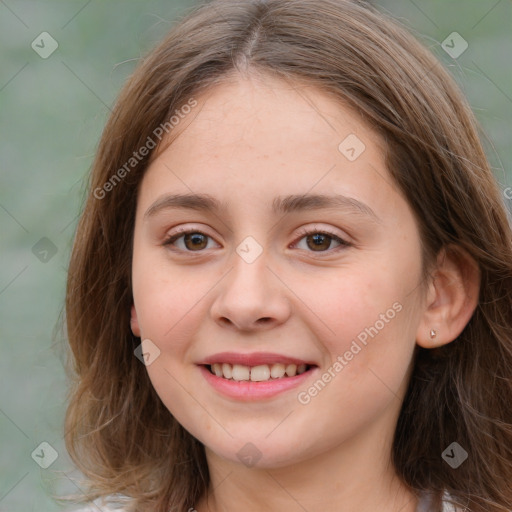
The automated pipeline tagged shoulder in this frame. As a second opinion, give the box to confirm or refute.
[66,494,132,512]
[418,491,466,512]
[440,492,477,512]
[70,506,127,512]
[442,502,460,511]
[70,505,128,512]
[441,492,465,512]
[440,492,511,512]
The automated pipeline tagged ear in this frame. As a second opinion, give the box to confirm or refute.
[130,304,141,337]
[416,245,480,348]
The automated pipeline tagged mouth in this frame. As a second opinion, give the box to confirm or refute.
[204,362,313,382]
[198,352,318,400]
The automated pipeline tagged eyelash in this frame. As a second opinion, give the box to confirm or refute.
[162,226,351,255]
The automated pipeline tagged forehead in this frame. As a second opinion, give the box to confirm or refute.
[165,72,384,159]
[138,72,404,223]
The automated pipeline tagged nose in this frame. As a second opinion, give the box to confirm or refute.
[209,249,292,332]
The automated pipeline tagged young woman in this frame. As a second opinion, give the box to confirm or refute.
[63,1,512,511]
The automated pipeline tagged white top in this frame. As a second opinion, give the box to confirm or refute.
[70,492,460,511]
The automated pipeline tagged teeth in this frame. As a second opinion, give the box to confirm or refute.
[270,363,286,378]
[209,362,311,381]
[250,365,270,382]
[221,363,232,379]
[285,364,297,376]
[232,364,250,381]
[212,363,223,377]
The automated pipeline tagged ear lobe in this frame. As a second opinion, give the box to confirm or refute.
[130,305,141,337]
[416,246,480,349]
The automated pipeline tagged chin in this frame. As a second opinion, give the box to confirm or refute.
[198,431,312,470]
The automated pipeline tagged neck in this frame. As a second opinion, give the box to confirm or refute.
[195,422,418,512]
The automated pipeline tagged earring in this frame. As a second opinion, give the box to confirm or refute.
[429,328,437,339]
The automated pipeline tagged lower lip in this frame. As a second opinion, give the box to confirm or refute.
[199,365,317,400]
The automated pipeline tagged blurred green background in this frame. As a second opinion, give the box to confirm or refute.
[0,0,510,510]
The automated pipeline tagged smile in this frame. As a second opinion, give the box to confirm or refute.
[199,353,318,400]
[207,362,310,381]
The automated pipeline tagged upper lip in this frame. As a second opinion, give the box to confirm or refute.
[199,352,317,367]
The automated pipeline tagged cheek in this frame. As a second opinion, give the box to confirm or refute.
[131,256,212,432]
[296,260,421,391]
[295,264,402,350]
[131,254,209,354]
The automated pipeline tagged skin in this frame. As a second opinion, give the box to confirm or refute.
[130,72,479,512]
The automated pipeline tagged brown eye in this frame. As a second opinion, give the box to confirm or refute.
[183,232,208,250]
[294,228,350,253]
[305,233,334,251]
[164,230,216,252]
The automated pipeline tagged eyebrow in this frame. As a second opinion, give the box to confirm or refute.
[144,192,380,222]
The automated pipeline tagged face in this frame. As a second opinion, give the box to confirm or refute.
[130,73,428,469]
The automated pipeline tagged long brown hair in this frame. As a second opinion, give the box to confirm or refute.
[64,1,512,510]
